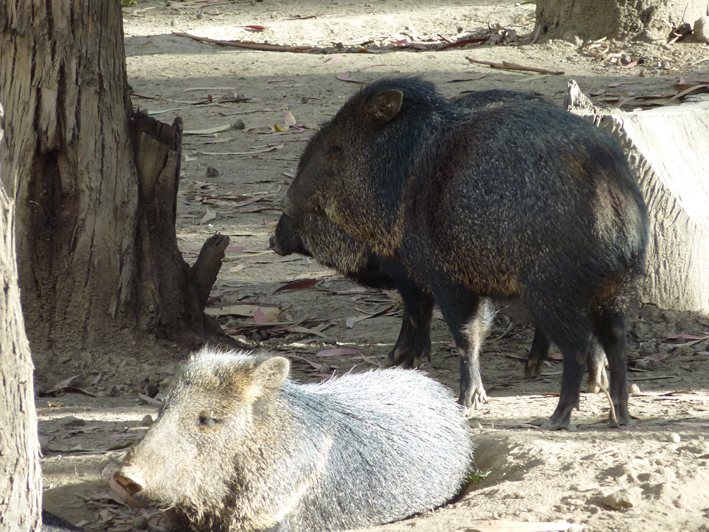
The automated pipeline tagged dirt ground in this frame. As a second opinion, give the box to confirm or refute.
[38,1,709,531]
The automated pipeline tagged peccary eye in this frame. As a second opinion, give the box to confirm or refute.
[198,413,219,428]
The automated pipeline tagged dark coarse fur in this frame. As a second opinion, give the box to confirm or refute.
[114,347,473,532]
[270,213,435,368]
[283,77,648,429]
[41,511,87,532]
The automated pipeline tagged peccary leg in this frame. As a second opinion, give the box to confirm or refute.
[541,338,590,430]
[586,341,609,394]
[593,308,630,427]
[525,328,609,393]
[435,293,493,417]
[385,285,434,369]
[524,327,551,378]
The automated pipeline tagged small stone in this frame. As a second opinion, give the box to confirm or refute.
[635,359,657,371]
[134,515,149,530]
[141,415,154,427]
[233,119,245,130]
[629,383,641,395]
[63,416,86,428]
[669,433,681,444]
[206,166,219,178]
[603,487,642,510]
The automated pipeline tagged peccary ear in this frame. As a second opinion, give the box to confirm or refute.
[368,89,403,124]
[253,357,290,393]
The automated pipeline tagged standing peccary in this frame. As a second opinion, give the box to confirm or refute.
[282,77,648,429]
[112,347,474,532]
[271,88,609,382]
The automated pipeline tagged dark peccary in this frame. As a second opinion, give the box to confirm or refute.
[270,208,609,391]
[113,347,473,532]
[282,77,648,429]
[271,88,602,378]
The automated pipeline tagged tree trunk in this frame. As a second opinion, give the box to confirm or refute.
[0,104,42,531]
[566,81,709,314]
[0,0,230,374]
[535,0,708,42]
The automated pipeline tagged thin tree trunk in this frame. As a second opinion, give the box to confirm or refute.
[0,103,42,531]
[0,0,229,373]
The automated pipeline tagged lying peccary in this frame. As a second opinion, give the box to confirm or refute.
[270,207,609,391]
[283,77,648,429]
[113,347,474,532]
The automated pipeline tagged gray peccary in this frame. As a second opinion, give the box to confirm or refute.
[113,347,474,531]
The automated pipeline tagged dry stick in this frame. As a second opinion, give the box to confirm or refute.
[173,32,314,53]
[597,382,619,427]
[465,57,565,76]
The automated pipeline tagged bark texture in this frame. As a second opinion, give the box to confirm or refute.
[0,104,42,531]
[536,0,708,42]
[0,0,229,373]
[568,81,709,314]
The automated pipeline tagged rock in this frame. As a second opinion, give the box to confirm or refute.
[603,487,642,510]
[62,416,86,427]
[140,415,154,427]
[669,433,681,444]
[695,16,709,43]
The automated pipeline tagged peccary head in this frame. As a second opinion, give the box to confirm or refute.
[283,78,448,249]
[113,349,290,523]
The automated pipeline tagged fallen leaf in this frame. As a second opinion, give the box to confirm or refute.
[274,278,319,293]
[288,354,323,370]
[346,315,368,328]
[199,208,217,225]
[184,123,240,135]
[323,54,345,65]
[204,304,280,318]
[253,308,269,323]
[237,24,266,31]
[337,71,362,83]
[317,348,361,357]
[664,334,708,341]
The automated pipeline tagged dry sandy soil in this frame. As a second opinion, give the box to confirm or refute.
[38,1,709,531]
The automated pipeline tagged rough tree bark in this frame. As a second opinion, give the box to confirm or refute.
[0,0,230,375]
[0,104,42,531]
[535,0,708,42]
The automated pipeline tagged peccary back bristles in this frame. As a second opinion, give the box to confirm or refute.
[116,347,474,532]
